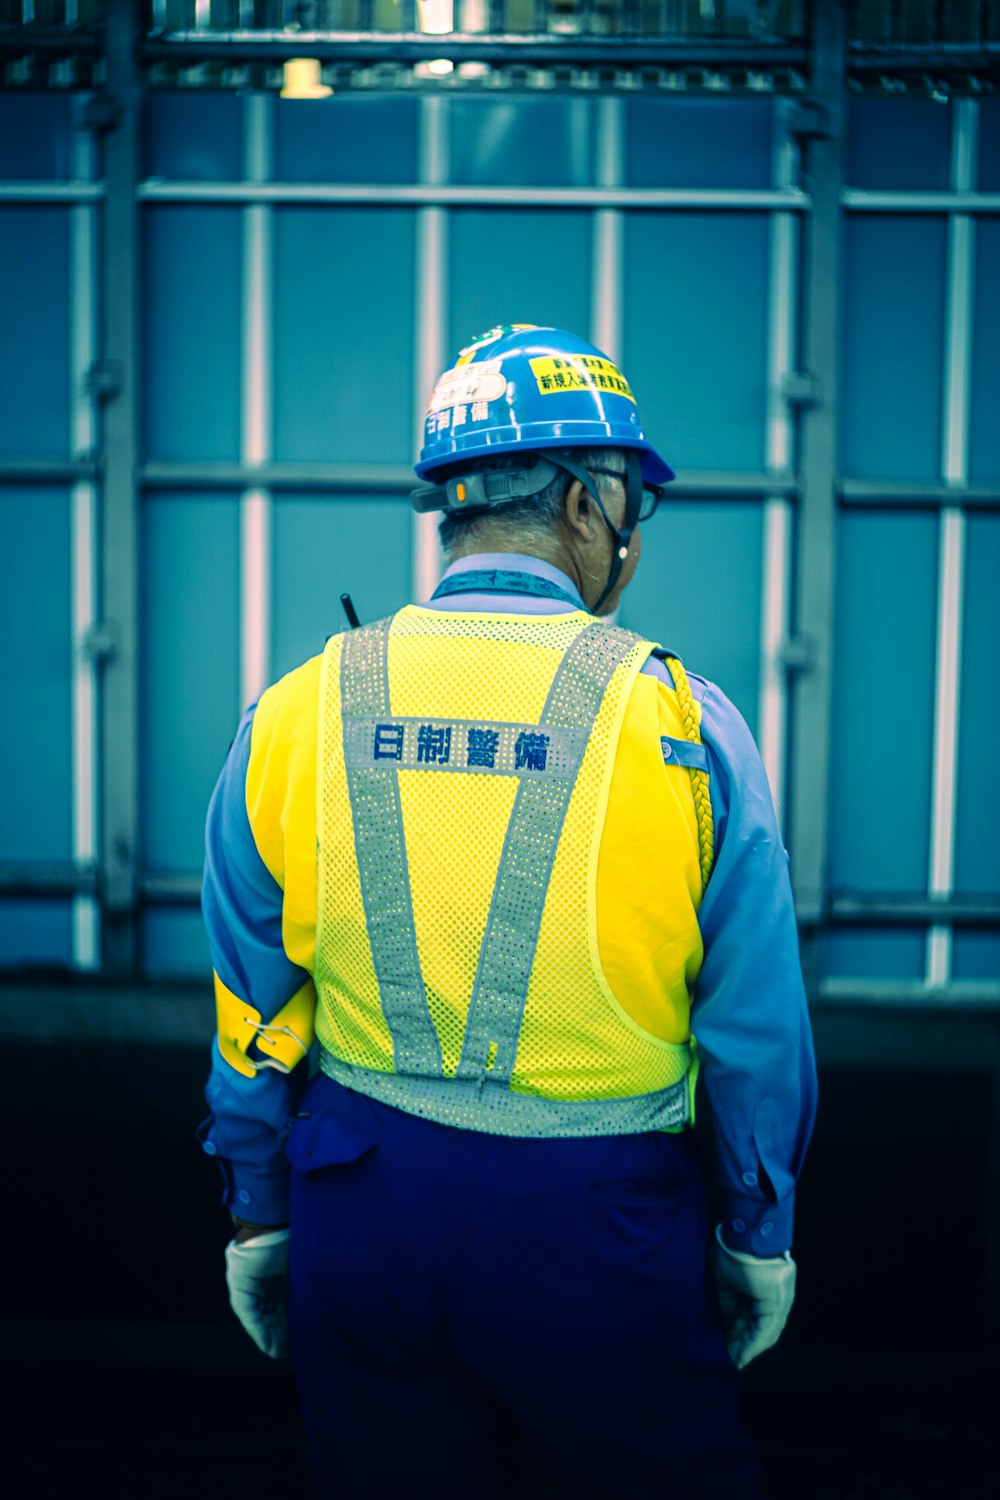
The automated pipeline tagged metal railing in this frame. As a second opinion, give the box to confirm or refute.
[0,1,997,96]
[1,0,999,1005]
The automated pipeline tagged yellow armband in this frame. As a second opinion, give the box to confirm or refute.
[664,653,715,891]
[215,973,316,1079]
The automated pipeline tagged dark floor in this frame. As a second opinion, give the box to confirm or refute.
[3,1347,995,1499]
[2,1040,996,1498]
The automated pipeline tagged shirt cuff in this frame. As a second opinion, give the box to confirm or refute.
[717,1190,795,1257]
[208,1155,291,1227]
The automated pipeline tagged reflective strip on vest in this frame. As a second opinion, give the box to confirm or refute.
[340,618,444,1077]
[455,621,638,1087]
[318,1049,691,1136]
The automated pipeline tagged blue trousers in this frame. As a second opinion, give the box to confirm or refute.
[287,1073,760,1500]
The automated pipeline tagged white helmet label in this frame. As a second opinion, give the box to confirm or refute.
[428,360,507,413]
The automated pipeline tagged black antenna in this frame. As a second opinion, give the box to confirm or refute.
[340,593,361,629]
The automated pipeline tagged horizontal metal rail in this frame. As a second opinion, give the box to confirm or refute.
[0,865,200,905]
[137,181,810,210]
[829,895,1000,928]
[0,183,104,203]
[139,873,202,904]
[0,458,99,484]
[139,461,797,497]
[141,460,415,492]
[0,25,100,57]
[668,470,798,497]
[7,180,1000,218]
[0,26,995,83]
[9,180,1000,217]
[139,31,811,70]
[10,462,998,510]
[818,979,1000,1008]
[0,863,98,898]
[850,43,1000,74]
[839,480,1000,510]
[843,190,1000,214]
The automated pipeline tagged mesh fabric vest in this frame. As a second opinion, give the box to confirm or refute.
[314,605,706,1137]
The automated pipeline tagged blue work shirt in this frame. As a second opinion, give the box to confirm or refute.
[200,553,817,1257]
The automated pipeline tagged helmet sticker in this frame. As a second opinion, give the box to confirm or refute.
[414,325,674,485]
[455,323,537,365]
[428,360,507,413]
[529,354,635,402]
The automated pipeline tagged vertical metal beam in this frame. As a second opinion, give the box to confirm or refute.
[100,0,142,975]
[759,95,799,829]
[927,98,978,986]
[241,92,274,711]
[591,95,624,359]
[413,94,448,603]
[786,0,847,995]
[69,93,99,972]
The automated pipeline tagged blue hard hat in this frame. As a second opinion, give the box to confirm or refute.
[414,324,675,485]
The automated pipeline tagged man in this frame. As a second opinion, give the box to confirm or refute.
[200,325,817,1499]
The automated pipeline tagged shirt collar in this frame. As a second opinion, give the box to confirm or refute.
[438,553,587,610]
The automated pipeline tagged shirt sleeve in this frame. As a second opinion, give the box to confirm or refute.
[689,680,818,1258]
[198,705,312,1226]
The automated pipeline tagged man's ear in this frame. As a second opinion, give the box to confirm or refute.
[563,479,597,543]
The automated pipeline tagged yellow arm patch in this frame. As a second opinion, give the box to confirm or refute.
[215,972,316,1078]
[245,654,324,975]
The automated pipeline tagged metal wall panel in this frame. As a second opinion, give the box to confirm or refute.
[272,208,415,466]
[141,492,241,871]
[954,513,1000,897]
[625,98,772,188]
[0,902,73,968]
[969,220,1000,484]
[0,487,74,966]
[0,92,70,180]
[0,487,73,862]
[446,208,592,356]
[840,218,947,482]
[274,95,418,184]
[143,93,243,181]
[143,908,212,979]
[270,494,413,683]
[829,511,939,895]
[824,928,926,981]
[0,209,70,458]
[142,207,242,461]
[1,79,998,992]
[977,98,1000,191]
[447,97,593,187]
[953,935,1000,981]
[624,213,769,472]
[846,98,951,189]
[620,500,764,739]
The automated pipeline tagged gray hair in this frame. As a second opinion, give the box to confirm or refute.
[437,447,626,558]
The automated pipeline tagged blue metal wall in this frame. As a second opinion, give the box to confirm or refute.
[1,88,998,988]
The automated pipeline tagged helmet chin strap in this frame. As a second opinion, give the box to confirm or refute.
[540,448,643,614]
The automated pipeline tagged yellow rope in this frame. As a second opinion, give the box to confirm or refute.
[665,654,715,891]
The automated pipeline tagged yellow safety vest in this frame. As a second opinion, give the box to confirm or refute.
[312,605,710,1138]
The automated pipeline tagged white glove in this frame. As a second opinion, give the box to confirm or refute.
[224,1228,290,1359]
[710,1223,797,1370]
